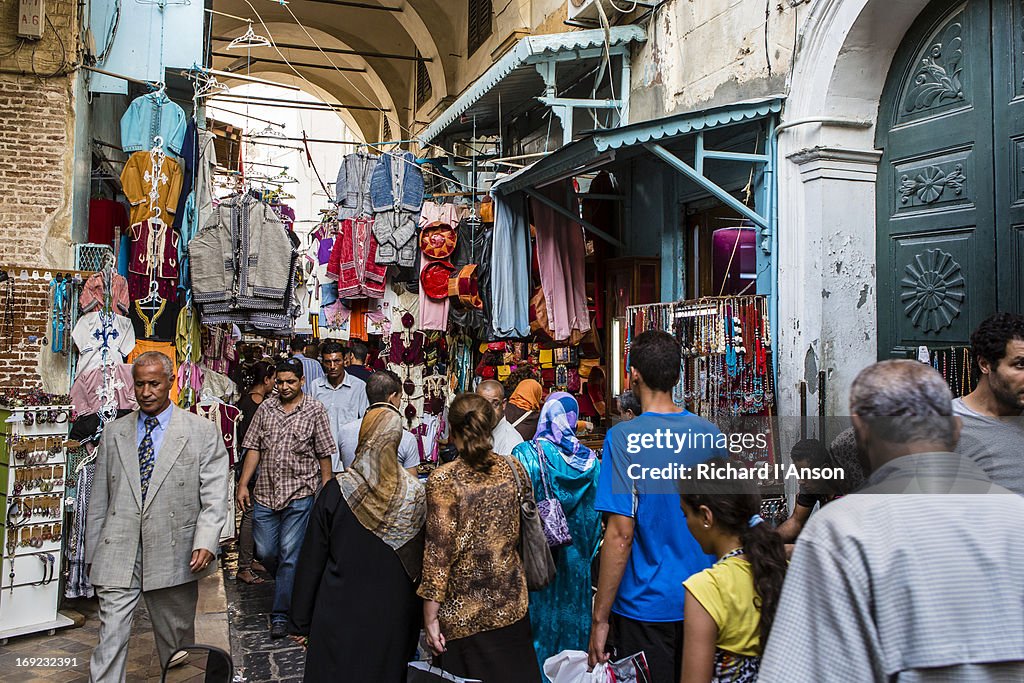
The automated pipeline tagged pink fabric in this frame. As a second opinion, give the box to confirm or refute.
[419,201,461,228]
[79,272,131,316]
[530,185,591,342]
[418,255,450,331]
[70,363,138,416]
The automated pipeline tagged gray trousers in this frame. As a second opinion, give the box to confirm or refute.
[89,548,198,683]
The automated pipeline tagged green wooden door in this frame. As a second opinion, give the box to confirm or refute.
[876,0,1024,358]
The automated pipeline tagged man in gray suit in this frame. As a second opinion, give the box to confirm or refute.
[86,352,229,682]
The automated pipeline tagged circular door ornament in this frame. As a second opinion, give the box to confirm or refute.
[900,248,965,332]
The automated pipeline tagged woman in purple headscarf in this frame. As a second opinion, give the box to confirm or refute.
[511,392,602,677]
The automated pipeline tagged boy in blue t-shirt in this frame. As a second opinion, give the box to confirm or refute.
[589,330,725,683]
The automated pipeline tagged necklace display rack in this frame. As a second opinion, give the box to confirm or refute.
[627,295,779,482]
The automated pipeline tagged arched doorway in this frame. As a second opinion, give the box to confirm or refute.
[876,0,1024,358]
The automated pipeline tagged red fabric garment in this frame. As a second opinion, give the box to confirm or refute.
[88,199,130,248]
[126,219,179,303]
[327,217,386,298]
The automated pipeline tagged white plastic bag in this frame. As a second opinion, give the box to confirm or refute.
[543,650,612,683]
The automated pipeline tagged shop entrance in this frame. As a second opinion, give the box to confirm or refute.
[876,0,1024,358]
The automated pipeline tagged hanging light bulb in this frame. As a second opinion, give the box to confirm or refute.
[227,22,270,50]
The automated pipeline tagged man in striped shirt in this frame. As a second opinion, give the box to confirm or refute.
[289,338,324,396]
[760,360,1024,682]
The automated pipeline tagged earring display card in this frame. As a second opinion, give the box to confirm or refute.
[0,407,76,639]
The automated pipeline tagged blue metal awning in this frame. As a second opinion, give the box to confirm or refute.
[419,26,646,145]
[492,97,784,197]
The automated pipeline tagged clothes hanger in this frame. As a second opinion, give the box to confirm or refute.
[227,22,270,50]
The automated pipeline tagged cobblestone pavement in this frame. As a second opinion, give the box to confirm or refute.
[221,547,307,683]
[0,567,230,683]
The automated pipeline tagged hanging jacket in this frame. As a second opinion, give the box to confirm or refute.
[335,151,376,219]
[189,194,294,309]
[120,92,188,156]
[369,151,424,213]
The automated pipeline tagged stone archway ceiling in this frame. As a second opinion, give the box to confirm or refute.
[211,0,461,143]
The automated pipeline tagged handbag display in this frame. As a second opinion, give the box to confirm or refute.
[535,442,573,548]
[503,455,556,591]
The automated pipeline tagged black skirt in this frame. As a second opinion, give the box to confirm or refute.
[435,617,542,683]
[289,480,421,682]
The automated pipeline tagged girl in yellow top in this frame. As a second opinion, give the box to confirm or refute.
[678,468,788,683]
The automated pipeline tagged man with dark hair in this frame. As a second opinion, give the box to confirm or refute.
[953,312,1024,494]
[289,338,324,395]
[237,357,334,638]
[618,390,641,421]
[589,330,726,682]
[336,369,421,475]
[310,339,368,451]
[760,360,1024,681]
[345,340,373,382]
[776,439,835,543]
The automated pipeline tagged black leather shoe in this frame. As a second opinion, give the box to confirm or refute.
[270,621,287,639]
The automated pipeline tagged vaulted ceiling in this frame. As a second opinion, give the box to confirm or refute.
[212,0,465,143]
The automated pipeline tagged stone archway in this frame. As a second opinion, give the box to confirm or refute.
[776,0,932,415]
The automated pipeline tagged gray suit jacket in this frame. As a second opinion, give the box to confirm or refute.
[85,406,229,590]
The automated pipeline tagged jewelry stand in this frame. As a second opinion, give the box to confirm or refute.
[0,406,75,643]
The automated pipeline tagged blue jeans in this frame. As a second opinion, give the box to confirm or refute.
[253,495,314,625]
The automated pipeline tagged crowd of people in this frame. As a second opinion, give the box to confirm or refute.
[82,311,1024,683]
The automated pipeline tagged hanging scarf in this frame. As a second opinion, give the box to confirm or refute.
[509,378,543,412]
[337,404,426,580]
[533,392,597,472]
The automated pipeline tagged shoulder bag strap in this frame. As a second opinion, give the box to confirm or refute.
[510,410,533,428]
[502,455,524,507]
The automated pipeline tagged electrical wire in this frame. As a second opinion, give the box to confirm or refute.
[238,0,471,163]
[96,0,121,65]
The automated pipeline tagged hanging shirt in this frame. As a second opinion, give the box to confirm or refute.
[327,217,387,299]
[121,151,184,226]
[120,91,188,156]
[69,363,138,416]
[72,311,137,376]
[79,271,131,316]
[490,192,531,338]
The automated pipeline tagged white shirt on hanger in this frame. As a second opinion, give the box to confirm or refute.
[71,311,137,376]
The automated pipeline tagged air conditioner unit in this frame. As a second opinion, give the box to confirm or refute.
[568,0,620,25]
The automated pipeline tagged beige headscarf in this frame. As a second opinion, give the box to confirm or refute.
[337,405,426,580]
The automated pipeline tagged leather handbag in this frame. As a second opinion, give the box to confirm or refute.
[503,455,555,591]
[534,442,573,548]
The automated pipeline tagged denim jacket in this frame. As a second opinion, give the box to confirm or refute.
[369,151,424,213]
[120,92,188,156]
[335,151,376,218]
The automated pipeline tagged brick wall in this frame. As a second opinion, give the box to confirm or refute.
[0,273,52,389]
[0,1,79,389]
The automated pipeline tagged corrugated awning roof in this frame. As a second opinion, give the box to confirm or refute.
[492,97,784,195]
[419,26,646,145]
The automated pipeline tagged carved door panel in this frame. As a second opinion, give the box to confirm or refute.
[993,1,1024,315]
[876,0,996,358]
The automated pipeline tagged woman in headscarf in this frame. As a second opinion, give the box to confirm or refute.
[511,392,601,677]
[289,405,425,682]
[505,378,543,441]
